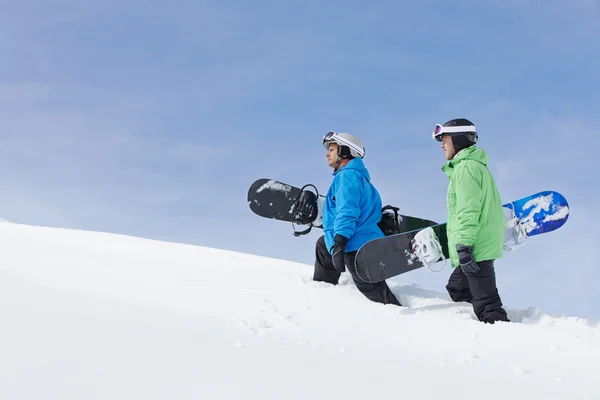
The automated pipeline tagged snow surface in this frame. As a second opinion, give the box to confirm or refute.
[256,180,292,195]
[1,222,599,399]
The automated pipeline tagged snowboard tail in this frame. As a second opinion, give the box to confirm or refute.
[247,178,324,228]
[505,191,569,237]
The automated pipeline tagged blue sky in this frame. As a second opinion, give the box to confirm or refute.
[1,0,598,319]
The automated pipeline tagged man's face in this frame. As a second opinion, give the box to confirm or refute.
[326,143,339,168]
[441,135,455,160]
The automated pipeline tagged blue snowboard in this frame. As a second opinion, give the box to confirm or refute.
[355,190,570,283]
[504,190,569,237]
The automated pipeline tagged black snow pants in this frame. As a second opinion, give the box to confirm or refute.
[313,235,401,306]
[446,260,509,324]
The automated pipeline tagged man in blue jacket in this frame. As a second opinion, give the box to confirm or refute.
[313,131,401,306]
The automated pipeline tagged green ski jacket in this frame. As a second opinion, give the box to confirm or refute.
[442,146,505,267]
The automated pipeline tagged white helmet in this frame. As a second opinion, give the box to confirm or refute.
[322,131,365,159]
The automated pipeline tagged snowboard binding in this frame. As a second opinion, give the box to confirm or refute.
[411,227,447,273]
[503,205,528,251]
[378,205,402,236]
[290,184,319,237]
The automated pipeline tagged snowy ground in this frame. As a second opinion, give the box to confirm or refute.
[1,221,598,399]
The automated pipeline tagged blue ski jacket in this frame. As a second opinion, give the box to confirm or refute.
[323,158,384,253]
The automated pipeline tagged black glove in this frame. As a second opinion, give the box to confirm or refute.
[332,234,348,273]
[456,244,480,274]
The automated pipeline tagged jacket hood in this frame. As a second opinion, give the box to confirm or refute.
[334,158,371,181]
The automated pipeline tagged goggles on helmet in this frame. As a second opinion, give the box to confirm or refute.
[432,123,477,142]
[322,131,365,158]
[322,131,335,145]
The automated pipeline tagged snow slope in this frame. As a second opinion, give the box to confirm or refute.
[0,222,598,400]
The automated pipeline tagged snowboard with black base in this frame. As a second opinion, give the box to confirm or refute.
[355,189,570,283]
[247,178,438,237]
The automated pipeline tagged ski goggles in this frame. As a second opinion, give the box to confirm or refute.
[432,123,477,141]
[322,131,335,143]
[322,131,365,157]
[323,131,342,149]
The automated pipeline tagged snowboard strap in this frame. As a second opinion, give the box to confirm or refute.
[290,184,319,237]
[411,227,447,273]
[503,205,528,251]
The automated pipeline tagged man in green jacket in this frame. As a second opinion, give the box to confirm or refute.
[432,118,509,324]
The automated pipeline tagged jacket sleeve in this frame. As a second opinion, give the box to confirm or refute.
[454,162,482,246]
[333,171,361,240]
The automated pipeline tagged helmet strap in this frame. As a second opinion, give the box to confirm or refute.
[337,145,354,159]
